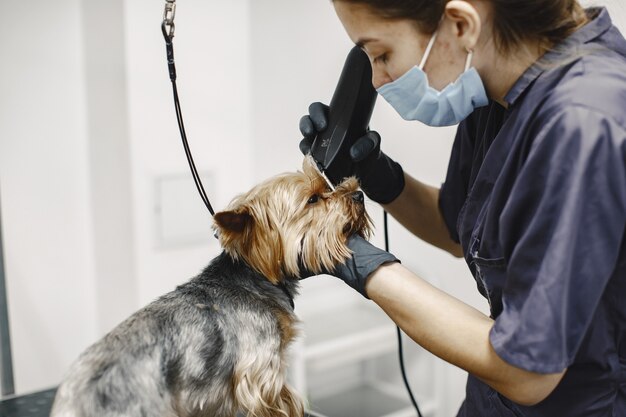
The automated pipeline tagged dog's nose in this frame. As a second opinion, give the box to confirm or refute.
[351,191,364,203]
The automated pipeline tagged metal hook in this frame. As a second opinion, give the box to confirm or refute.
[163,0,176,39]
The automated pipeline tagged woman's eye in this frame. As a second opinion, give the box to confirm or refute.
[374,53,388,64]
[307,194,320,204]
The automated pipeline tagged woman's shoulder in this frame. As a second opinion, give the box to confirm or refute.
[537,49,626,130]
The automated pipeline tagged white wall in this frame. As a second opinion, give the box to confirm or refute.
[0,0,98,394]
[82,0,138,343]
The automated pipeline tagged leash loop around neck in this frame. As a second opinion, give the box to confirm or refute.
[161,0,216,216]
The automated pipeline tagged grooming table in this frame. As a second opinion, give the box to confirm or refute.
[0,388,57,417]
[0,388,326,417]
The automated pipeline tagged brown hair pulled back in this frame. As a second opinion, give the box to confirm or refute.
[333,0,587,53]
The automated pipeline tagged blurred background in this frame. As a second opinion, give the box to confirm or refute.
[0,1,623,416]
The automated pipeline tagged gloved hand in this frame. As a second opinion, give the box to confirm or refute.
[299,102,405,204]
[328,235,400,298]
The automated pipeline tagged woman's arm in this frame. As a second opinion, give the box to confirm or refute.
[383,172,463,258]
[366,262,567,406]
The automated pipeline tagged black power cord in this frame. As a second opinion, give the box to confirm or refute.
[383,211,423,417]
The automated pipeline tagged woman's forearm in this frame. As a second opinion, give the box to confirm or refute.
[383,172,463,257]
[366,262,566,406]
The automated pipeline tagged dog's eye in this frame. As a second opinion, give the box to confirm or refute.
[307,194,320,204]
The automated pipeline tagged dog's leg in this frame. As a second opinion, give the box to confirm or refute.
[232,347,304,417]
[277,384,305,417]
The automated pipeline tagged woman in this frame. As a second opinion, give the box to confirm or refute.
[299,1,626,415]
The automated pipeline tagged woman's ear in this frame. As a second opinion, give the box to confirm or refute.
[444,0,482,52]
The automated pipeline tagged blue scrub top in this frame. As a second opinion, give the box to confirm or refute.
[438,8,626,416]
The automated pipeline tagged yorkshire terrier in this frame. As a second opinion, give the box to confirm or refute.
[51,156,372,417]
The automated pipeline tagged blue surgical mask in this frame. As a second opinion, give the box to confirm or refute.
[377,31,489,126]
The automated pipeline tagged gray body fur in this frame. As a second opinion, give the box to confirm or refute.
[51,252,299,417]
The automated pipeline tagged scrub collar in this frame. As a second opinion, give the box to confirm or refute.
[504,7,613,106]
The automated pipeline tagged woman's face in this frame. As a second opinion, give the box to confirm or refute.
[333,1,470,91]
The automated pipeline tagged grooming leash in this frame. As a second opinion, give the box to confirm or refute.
[161,0,299,310]
[161,0,215,216]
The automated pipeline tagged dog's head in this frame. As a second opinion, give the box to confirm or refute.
[213,155,372,283]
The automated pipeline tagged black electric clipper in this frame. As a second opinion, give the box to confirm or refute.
[309,46,377,187]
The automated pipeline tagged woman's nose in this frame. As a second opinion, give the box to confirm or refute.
[372,67,392,90]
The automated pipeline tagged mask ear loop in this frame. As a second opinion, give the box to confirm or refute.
[464,49,474,71]
[418,31,438,70]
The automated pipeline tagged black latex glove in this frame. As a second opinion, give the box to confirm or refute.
[328,235,400,298]
[299,102,405,204]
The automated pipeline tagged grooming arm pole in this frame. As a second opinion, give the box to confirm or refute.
[0,189,15,396]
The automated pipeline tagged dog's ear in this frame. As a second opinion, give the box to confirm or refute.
[214,209,253,234]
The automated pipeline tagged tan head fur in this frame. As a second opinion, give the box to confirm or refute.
[213,156,372,283]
